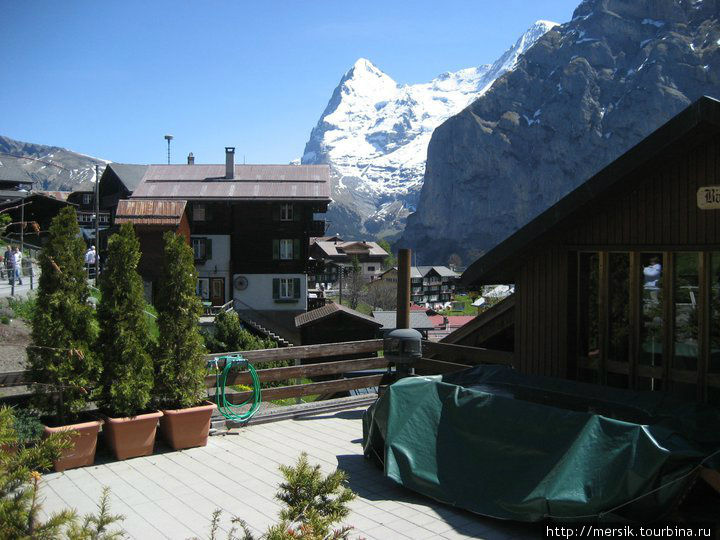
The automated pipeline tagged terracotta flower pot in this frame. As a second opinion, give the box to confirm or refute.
[160,401,217,450]
[100,411,163,460]
[43,419,103,472]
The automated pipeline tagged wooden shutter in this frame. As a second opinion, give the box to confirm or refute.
[273,239,279,260]
[293,278,301,299]
[272,278,280,299]
[293,204,300,221]
[293,239,301,260]
[272,205,280,221]
[205,238,212,259]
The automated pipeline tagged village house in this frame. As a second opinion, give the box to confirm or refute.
[460,96,720,406]
[102,148,330,344]
[373,265,459,308]
[309,237,388,285]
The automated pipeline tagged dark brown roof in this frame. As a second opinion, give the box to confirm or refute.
[131,164,331,201]
[462,95,720,285]
[114,199,187,226]
[295,302,383,328]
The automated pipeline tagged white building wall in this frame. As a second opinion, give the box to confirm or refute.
[233,273,307,312]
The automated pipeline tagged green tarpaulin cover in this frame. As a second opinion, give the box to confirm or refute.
[362,365,720,522]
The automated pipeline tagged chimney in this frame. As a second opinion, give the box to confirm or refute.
[225,147,235,179]
[187,152,194,165]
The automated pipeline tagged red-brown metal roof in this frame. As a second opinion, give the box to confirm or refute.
[131,164,331,201]
[114,199,187,226]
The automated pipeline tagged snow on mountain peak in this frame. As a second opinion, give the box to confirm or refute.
[302,20,557,238]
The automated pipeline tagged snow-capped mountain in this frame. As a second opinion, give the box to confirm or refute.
[0,135,109,191]
[302,20,558,239]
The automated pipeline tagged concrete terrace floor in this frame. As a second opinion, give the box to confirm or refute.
[39,407,537,540]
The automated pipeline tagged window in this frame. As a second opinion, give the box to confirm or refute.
[83,194,92,205]
[273,239,300,260]
[280,239,293,260]
[280,203,293,221]
[193,204,206,221]
[196,278,209,300]
[191,237,212,261]
[272,277,301,301]
[367,266,375,272]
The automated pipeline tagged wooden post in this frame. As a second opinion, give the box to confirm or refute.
[397,249,411,329]
[698,251,710,402]
[598,251,609,385]
[628,251,641,389]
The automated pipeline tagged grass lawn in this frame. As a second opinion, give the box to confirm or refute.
[437,294,479,316]
[334,297,374,315]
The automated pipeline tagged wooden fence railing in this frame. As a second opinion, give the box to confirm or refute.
[1,339,516,406]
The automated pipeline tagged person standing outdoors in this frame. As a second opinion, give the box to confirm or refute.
[84,245,97,278]
[12,246,22,285]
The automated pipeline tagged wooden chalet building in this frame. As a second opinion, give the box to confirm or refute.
[295,302,382,345]
[106,148,330,344]
[374,265,459,308]
[461,96,720,406]
[310,238,388,283]
[114,199,190,301]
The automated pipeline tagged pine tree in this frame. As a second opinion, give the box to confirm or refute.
[154,231,206,409]
[96,223,153,417]
[28,206,100,424]
[346,256,364,310]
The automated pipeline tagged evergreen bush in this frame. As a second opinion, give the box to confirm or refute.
[28,207,100,425]
[0,407,125,539]
[202,310,276,353]
[154,231,207,410]
[96,223,154,417]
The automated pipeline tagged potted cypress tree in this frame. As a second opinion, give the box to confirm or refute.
[28,207,102,471]
[96,222,160,460]
[154,231,215,450]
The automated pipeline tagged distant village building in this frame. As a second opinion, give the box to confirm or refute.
[460,96,720,406]
[371,310,434,338]
[100,148,330,345]
[310,238,388,285]
[373,266,459,309]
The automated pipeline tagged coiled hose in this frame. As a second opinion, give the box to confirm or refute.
[211,355,262,422]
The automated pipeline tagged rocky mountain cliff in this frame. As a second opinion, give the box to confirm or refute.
[401,0,720,265]
[0,135,107,191]
[301,21,557,240]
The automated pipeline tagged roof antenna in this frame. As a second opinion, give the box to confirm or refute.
[243,154,246,165]
[164,134,174,164]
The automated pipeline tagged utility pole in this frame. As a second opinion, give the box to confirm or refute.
[94,164,100,283]
[20,197,24,255]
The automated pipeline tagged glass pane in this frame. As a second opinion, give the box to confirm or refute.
[609,253,630,363]
[673,253,699,372]
[711,252,720,375]
[640,253,663,374]
[577,252,599,383]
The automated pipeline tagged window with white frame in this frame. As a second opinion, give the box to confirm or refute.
[280,278,294,299]
[83,194,92,205]
[280,239,293,260]
[196,278,210,300]
[280,203,293,221]
[192,237,212,261]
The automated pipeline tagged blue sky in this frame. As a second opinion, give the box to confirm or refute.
[1,0,579,165]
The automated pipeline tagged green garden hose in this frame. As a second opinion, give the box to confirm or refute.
[210,355,262,422]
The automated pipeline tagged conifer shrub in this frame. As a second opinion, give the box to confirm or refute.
[28,207,100,425]
[202,310,276,353]
[0,407,125,539]
[154,231,207,410]
[96,223,154,417]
